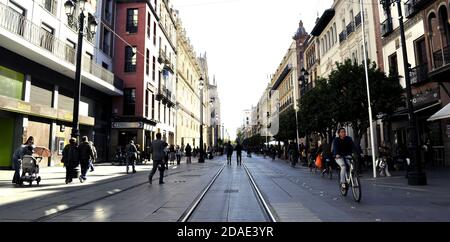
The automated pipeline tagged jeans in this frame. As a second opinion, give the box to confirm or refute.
[12,158,21,183]
[127,157,136,172]
[80,160,89,179]
[227,155,232,165]
[186,156,191,164]
[236,154,242,165]
[149,160,165,183]
[176,155,181,165]
[335,157,350,184]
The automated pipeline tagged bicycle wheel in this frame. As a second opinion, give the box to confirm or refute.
[339,179,348,196]
[351,172,362,202]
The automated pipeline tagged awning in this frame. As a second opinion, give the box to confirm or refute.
[428,103,450,122]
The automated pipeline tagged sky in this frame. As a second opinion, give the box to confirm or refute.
[171,0,334,140]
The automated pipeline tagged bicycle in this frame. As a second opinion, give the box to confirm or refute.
[376,156,391,177]
[321,157,333,180]
[337,155,362,202]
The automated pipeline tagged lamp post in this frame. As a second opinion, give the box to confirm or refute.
[199,77,205,163]
[64,0,98,141]
[300,68,310,152]
[380,0,426,185]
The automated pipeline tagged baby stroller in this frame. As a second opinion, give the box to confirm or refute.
[18,155,42,186]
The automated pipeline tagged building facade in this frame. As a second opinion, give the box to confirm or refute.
[379,0,450,166]
[0,0,122,169]
[175,15,203,148]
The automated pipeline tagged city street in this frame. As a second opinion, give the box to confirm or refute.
[1,154,449,222]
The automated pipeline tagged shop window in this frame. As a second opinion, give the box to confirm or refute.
[0,65,24,100]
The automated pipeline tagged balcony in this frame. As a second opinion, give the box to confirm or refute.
[410,64,429,85]
[346,21,355,36]
[429,45,450,81]
[355,13,361,28]
[158,49,167,64]
[405,0,434,18]
[381,18,394,37]
[0,2,120,94]
[339,30,347,43]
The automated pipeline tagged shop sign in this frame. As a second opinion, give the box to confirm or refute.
[112,122,144,129]
[412,91,439,108]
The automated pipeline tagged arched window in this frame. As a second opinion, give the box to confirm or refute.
[438,6,450,47]
[428,12,438,67]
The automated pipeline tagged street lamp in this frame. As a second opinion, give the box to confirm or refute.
[379,0,426,185]
[198,77,205,163]
[64,0,98,141]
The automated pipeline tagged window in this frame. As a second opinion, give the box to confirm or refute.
[43,0,57,15]
[102,62,109,70]
[9,1,26,37]
[145,89,149,118]
[147,13,151,38]
[126,8,138,33]
[388,53,398,76]
[154,0,158,13]
[146,49,150,76]
[152,56,156,80]
[125,46,137,72]
[153,22,157,45]
[151,93,155,119]
[103,28,111,55]
[40,23,54,51]
[123,89,136,115]
[65,39,76,63]
[104,0,112,22]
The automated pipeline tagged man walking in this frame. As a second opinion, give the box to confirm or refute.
[89,141,97,172]
[185,143,192,164]
[78,136,95,183]
[235,142,243,166]
[226,141,233,165]
[149,133,168,184]
[62,138,79,184]
[126,140,138,174]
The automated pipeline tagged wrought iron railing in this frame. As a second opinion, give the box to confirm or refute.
[0,2,115,87]
[433,46,450,69]
[339,30,347,43]
[355,13,362,28]
[410,64,429,85]
[381,17,393,37]
[346,21,355,36]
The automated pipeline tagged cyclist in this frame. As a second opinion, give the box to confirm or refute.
[318,140,332,175]
[332,128,361,189]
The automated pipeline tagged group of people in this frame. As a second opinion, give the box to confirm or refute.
[61,136,97,184]
[225,141,243,166]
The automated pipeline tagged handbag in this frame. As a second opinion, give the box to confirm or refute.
[315,154,323,169]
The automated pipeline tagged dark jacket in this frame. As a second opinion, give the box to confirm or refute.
[62,144,79,167]
[332,136,359,157]
[150,139,167,161]
[185,145,192,156]
[235,144,243,155]
[78,141,94,162]
[226,144,234,156]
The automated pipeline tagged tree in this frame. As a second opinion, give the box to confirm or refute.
[298,78,339,140]
[274,107,297,142]
[327,59,404,147]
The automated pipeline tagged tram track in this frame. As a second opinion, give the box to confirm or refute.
[178,163,277,222]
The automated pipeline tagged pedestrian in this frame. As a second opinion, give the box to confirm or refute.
[235,142,243,166]
[288,141,299,167]
[185,143,192,164]
[176,145,182,165]
[11,136,35,185]
[169,145,176,165]
[62,138,80,184]
[149,133,168,184]
[423,138,434,168]
[126,140,138,174]
[78,136,95,182]
[89,141,97,172]
[226,141,233,165]
[164,145,169,169]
